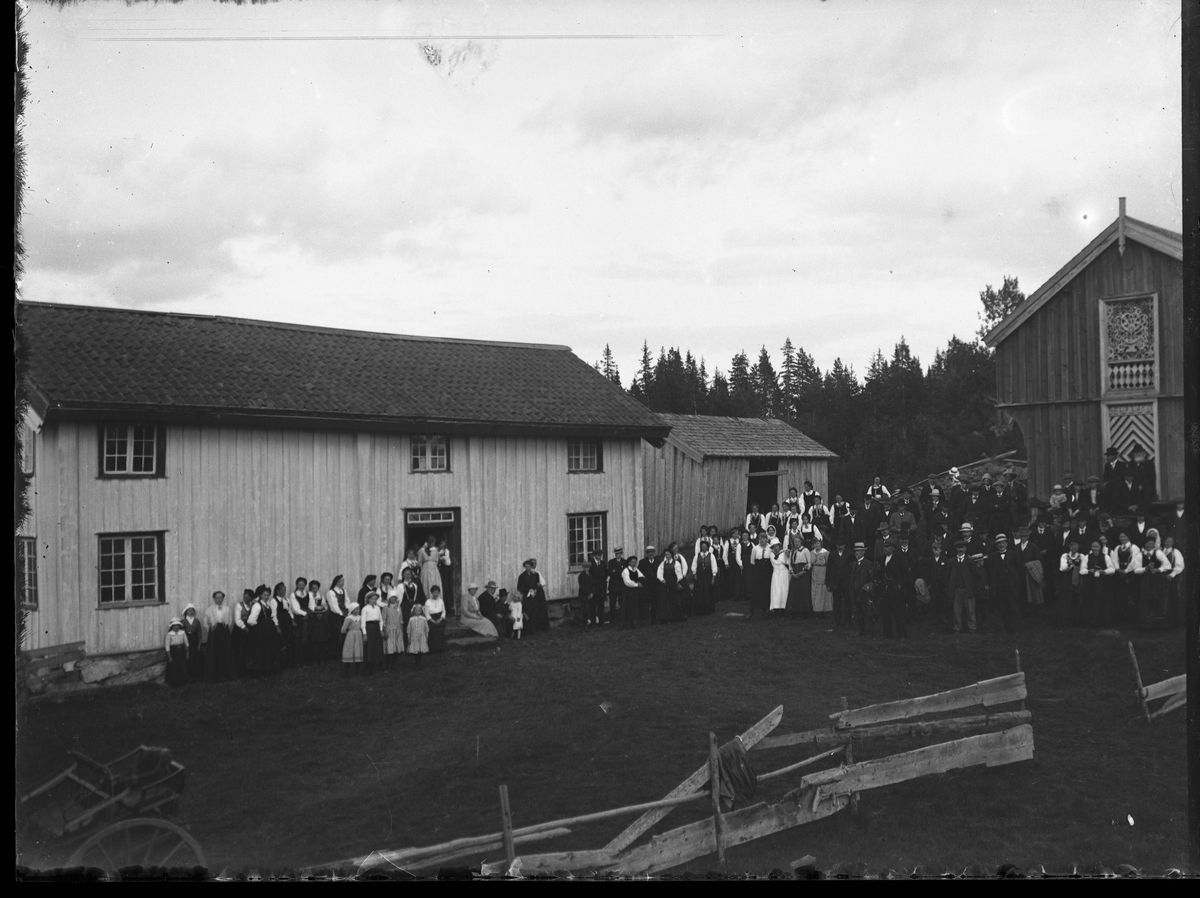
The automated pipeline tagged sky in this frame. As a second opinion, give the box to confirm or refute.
[18,0,1182,385]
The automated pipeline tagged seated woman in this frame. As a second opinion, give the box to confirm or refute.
[425,585,448,653]
[459,582,499,638]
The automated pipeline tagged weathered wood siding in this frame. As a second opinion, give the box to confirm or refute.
[23,424,643,653]
[641,442,829,549]
[995,239,1183,499]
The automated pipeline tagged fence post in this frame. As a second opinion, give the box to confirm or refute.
[1127,642,1152,724]
[1014,649,1024,712]
[842,696,858,818]
[708,732,724,865]
[499,785,516,868]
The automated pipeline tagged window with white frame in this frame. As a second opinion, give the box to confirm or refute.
[99,532,164,605]
[411,435,450,472]
[568,512,606,568]
[20,422,35,476]
[101,423,162,476]
[18,536,37,610]
[568,439,602,473]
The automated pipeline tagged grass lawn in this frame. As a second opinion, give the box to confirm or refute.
[16,602,1188,877]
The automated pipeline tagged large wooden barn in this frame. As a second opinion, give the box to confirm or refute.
[983,201,1183,501]
[16,303,669,655]
[641,414,836,551]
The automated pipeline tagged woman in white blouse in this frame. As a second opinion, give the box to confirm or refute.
[325,574,348,662]
[424,585,448,653]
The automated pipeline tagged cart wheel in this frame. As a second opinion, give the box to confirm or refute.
[69,817,206,877]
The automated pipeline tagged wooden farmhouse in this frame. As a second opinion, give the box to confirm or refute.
[983,201,1184,501]
[641,414,836,551]
[17,302,669,655]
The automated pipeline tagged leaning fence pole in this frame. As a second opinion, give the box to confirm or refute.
[841,696,859,818]
[1014,650,1025,712]
[499,785,516,868]
[1127,642,1152,723]
[708,732,724,866]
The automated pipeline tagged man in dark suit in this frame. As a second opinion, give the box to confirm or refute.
[924,489,957,546]
[985,533,1025,635]
[1061,472,1081,519]
[828,536,853,627]
[638,546,660,624]
[1126,444,1157,503]
[877,539,907,639]
[987,480,1016,540]
[1078,475,1104,524]
[1163,498,1187,553]
[920,536,952,631]
[1102,446,1126,485]
[606,547,626,625]
[963,483,989,526]
[947,467,968,520]
[947,539,983,633]
[860,494,887,537]
[1105,471,1147,517]
[849,542,877,638]
[896,528,919,620]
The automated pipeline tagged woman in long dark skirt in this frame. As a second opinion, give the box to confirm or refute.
[1080,540,1115,627]
[1137,532,1172,630]
[326,575,348,661]
[247,584,281,675]
[786,543,813,617]
[164,619,190,688]
[273,582,297,669]
[690,541,718,615]
[1162,537,1186,627]
[659,544,688,623]
[425,585,448,653]
[517,559,551,633]
[232,589,256,676]
[203,591,237,682]
[361,590,385,673]
[399,568,421,649]
[305,579,327,664]
[181,604,204,681]
[749,533,772,618]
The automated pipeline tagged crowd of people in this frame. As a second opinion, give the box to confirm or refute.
[162,445,1187,683]
[577,444,1187,641]
[162,535,555,687]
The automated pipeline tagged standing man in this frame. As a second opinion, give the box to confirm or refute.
[947,539,983,634]
[948,467,968,520]
[1102,446,1126,486]
[877,538,906,639]
[828,536,852,628]
[861,493,887,538]
[849,542,877,638]
[606,547,626,626]
[896,528,918,620]
[1126,444,1157,503]
[638,546,661,623]
[586,550,607,626]
[921,536,951,632]
[985,533,1024,635]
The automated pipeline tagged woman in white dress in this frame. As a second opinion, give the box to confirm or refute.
[417,536,443,602]
[459,583,499,638]
[810,537,834,616]
[769,541,791,615]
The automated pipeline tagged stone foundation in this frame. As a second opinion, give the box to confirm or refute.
[19,642,166,701]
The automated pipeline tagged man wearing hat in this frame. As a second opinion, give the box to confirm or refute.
[888,493,918,543]
[985,533,1024,635]
[963,481,988,524]
[895,527,919,621]
[849,541,877,638]
[877,537,906,638]
[1164,498,1187,553]
[960,521,985,559]
[829,534,854,628]
[478,579,505,635]
[947,539,983,634]
[1102,446,1125,485]
[604,547,627,625]
[1004,469,1028,517]
[924,488,956,546]
[947,467,968,520]
[638,546,661,624]
[872,521,892,565]
[1061,472,1081,519]
[920,534,951,631]
[1079,475,1104,523]
[584,550,607,626]
[1014,527,1044,609]
[861,492,887,538]
[1105,467,1147,517]
[1127,444,1157,502]
[987,478,1016,541]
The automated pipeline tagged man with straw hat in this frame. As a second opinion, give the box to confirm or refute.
[985,532,1024,635]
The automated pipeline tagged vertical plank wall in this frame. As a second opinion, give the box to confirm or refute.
[24,426,644,653]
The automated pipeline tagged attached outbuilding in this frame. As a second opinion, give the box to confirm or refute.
[17,302,669,655]
[983,200,1183,501]
[641,414,836,550]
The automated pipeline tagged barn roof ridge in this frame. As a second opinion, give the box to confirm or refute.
[657,413,836,460]
[983,214,1182,347]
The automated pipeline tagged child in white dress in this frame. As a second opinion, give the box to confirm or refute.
[509,596,524,639]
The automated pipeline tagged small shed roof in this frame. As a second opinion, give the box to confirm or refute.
[983,214,1183,347]
[19,302,669,439]
[658,414,836,461]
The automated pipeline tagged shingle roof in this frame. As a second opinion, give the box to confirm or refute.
[658,414,835,460]
[19,302,669,438]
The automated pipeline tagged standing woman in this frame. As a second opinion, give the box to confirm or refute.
[1081,539,1116,627]
[1161,536,1186,627]
[164,619,190,688]
[202,591,237,682]
[398,548,421,586]
[1112,533,1143,625]
[382,592,405,670]
[357,574,378,611]
[809,538,834,618]
[769,540,792,616]
[306,579,327,664]
[749,532,772,619]
[361,590,385,674]
[437,538,455,615]
[181,604,204,681]
[399,568,421,648]
[1137,531,1172,629]
[273,582,297,669]
[620,555,643,630]
[246,584,281,676]
[326,575,348,662]
[425,585,448,653]
[418,536,442,604]
[233,589,256,676]
[690,540,718,616]
[786,539,812,617]
[517,559,551,633]
[657,543,688,623]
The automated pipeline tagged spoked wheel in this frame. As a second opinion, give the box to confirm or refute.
[69,817,206,878]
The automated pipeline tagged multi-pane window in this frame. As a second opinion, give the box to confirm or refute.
[99,533,164,605]
[568,439,602,473]
[411,435,450,472]
[102,424,161,476]
[18,536,37,609]
[568,513,606,568]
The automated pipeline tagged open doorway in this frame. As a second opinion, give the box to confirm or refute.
[746,458,780,516]
[404,508,462,614]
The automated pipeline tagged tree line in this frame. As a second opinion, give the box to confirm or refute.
[594,277,1028,500]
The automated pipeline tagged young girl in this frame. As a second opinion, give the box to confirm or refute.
[341,602,364,675]
[509,591,524,639]
[181,604,204,681]
[406,602,429,665]
[382,592,405,671]
[164,618,190,688]
[361,590,384,674]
